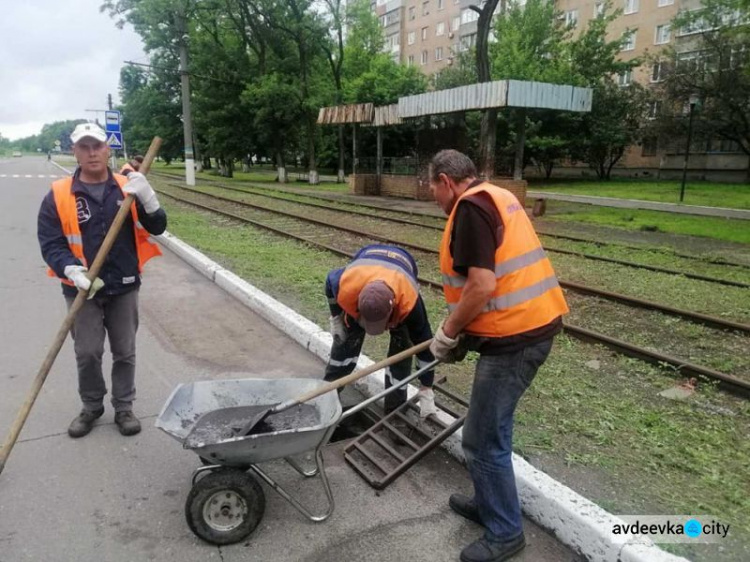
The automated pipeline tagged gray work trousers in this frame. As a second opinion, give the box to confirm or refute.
[65,289,139,413]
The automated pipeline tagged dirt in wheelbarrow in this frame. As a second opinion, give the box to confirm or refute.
[185,404,320,448]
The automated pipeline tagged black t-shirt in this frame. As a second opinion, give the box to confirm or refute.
[450,183,562,354]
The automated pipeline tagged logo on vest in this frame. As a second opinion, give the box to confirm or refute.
[76,197,92,223]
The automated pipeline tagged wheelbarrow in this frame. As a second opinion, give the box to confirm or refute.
[155,360,438,545]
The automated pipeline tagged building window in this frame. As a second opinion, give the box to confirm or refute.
[624,0,638,15]
[409,6,416,20]
[461,8,479,24]
[438,0,444,10]
[654,24,671,44]
[622,30,636,51]
[651,62,664,82]
[452,16,461,31]
[421,50,428,65]
[436,22,446,36]
[459,33,477,51]
[422,1,430,16]
[435,46,444,60]
[408,31,416,45]
[658,0,674,6]
[594,2,604,16]
[564,10,578,27]
[647,101,662,119]
[422,26,429,40]
[642,137,658,156]
[617,69,632,86]
[408,54,415,65]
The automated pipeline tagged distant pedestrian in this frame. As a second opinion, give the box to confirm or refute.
[37,123,166,438]
[428,150,568,562]
[325,244,438,417]
[119,155,144,176]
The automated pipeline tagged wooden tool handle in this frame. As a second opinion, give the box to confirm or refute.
[0,137,162,476]
[272,339,432,414]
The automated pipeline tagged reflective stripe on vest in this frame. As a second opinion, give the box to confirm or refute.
[46,174,162,285]
[337,258,419,325]
[439,183,568,337]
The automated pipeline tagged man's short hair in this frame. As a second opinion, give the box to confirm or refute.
[133,155,144,163]
[429,150,477,183]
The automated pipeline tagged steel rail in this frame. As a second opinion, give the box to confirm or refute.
[156,173,750,286]
[158,188,750,397]
[153,171,750,271]
[163,183,750,335]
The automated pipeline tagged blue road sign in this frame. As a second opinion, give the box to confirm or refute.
[106,132,123,149]
[105,110,121,132]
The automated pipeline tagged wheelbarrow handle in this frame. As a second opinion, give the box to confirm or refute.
[271,339,433,415]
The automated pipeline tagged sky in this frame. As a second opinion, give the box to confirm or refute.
[0,0,147,141]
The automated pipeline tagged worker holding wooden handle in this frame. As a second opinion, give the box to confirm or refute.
[37,123,166,439]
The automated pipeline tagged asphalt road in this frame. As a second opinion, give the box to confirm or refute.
[0,156,580,562]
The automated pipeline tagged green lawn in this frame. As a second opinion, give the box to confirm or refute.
[545,203,750,245]
[150,162,349,192]
[530,179,750,210]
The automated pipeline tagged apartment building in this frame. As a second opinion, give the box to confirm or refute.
[373,0,748,179]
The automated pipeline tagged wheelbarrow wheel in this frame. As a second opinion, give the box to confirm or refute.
[185,469,265,545]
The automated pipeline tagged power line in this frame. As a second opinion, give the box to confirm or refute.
[123,60,241,85]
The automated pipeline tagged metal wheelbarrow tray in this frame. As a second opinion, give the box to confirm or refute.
[155,363,436,545]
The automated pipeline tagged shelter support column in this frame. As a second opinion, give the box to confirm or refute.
[513,109,527,181]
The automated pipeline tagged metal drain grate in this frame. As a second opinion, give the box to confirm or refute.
[343,383,467,489]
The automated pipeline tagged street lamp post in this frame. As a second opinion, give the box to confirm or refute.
[679,94,700,203]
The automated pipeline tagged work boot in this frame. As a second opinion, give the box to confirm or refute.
[449,493,483,526]
[114,411,141,436]
[68,408,105,438]
[460,534,526,562]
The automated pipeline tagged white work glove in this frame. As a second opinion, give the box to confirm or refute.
[429,321,462,363]
[122,171,160,214]
[64,265,104,299]
[417,388,438,419]
[329,314,347,344]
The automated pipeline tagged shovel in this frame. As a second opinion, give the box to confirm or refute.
[0,137,162,476]
[235,339,432,437]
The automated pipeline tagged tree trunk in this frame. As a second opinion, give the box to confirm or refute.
[338,125,345,183]
[479,109,498,179]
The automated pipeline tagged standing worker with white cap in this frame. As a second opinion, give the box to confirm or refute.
[37,123,167,438]
[325,244,438,417]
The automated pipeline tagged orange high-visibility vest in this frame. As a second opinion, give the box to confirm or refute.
[119,163,136,175]
[46,174,162,286]
[337,255,419,325]
[439,183,568,337]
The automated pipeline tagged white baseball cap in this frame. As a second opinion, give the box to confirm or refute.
[70,123,107,144]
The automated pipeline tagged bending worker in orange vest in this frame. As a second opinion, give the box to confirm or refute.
[119,155,143,176]
[427,150,568,562]
[37,123,166,439]
[325,244,438,417]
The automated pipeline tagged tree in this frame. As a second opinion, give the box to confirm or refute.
[572,80,649,179]
[472,0,503,178]
[656,0,750,162]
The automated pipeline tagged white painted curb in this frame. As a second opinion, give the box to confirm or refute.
[156,231,689,562]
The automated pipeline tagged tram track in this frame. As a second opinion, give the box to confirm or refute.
[157,185,750,397]
[161,182,750,335]
[153,171,750,273]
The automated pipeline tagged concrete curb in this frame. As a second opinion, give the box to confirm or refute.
[156,231,689,562]
[527,190,750,221]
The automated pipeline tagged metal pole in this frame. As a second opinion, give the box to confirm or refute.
[679,103,695,203]
[107,95,117,171]
[352,124,358,176]
[376,127,383,193]
[513,109,526,181]
[178,11,196,186]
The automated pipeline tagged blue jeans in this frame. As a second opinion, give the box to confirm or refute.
[462,338,553,542]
